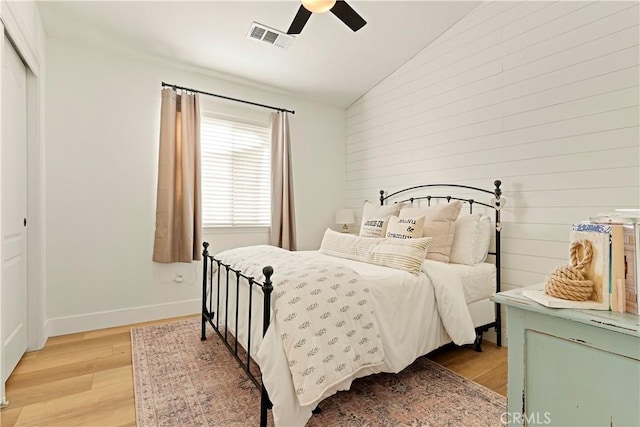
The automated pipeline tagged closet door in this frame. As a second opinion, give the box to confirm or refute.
[1,35,28,383]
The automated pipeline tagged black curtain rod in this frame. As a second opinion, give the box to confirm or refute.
[161,82,295,115]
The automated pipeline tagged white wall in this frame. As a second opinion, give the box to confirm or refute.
[346,1,639,336]
[44,37,346,336]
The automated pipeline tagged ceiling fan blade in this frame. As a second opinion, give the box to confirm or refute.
[287,5,312,35]
[330,1,366,32]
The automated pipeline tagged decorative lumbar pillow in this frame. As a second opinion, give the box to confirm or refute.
[359,201,403,232]
[359,217,390,238]
[319,229,431,275]
[385,215,425,240]
[399,201,462,263]
[367,236,432,275]
[449,214,493,265]
[319,229,371,263]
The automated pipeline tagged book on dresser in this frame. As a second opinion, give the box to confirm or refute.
[623,224,638,314]
[523,223,613,311]
[591,214,639,315]
[608,223,625,313]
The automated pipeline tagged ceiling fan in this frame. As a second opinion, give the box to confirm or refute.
[287,0,367,35]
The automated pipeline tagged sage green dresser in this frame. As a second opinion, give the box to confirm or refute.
[493,285,640,427]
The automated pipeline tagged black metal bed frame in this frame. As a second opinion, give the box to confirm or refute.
[201,180,504,427]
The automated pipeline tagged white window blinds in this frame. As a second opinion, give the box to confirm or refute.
[200,114,271,227]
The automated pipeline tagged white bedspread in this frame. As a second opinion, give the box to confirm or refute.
[212,249,476,427]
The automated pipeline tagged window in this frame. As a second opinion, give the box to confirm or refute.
[200,113,271,227]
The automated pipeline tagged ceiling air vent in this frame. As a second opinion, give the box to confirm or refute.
[247,22,293,49]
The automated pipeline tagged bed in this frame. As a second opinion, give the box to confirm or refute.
[200,181,504,427]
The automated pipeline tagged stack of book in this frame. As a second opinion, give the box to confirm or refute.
[523,210,639,314]
[590,211,639,315]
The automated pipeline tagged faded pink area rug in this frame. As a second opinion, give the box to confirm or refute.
[132,318,505,426]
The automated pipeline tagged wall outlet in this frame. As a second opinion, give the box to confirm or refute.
[175,273,183,283]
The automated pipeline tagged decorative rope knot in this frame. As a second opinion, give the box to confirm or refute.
[544,239,594,301]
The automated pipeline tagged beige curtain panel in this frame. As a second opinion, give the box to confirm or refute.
[153,89,202,263]
[270,112,297,250]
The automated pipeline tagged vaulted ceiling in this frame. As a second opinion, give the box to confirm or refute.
[38,1,479,108]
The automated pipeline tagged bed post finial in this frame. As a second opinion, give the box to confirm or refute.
[202,241,209,257]
[494,180,502,199]
[262,266,274,336]
[379,190,385,206]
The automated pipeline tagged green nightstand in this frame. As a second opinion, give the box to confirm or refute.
[493,285,640,427]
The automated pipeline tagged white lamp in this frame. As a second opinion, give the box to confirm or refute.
[335,209,355,233]
[302,0,336,13]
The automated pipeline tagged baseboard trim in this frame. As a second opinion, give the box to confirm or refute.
[45,299,200,337]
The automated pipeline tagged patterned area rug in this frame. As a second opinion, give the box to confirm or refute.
[132,318,506,426]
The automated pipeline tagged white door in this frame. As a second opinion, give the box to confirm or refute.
[1,36,28,383]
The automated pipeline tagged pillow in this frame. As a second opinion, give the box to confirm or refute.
[319,229,432,275]
[385,215,425,239]
[368,236,432,275]
[359,217,389,238]
[399,201,462,263]
[449,214,492,265]
[320,229,371,262]
[359,201,403,232]
[475,215,492,262]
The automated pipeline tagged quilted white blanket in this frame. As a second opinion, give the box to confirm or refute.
[215,245,385,406]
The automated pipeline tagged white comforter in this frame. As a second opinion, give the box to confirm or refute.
[212,249,476,427]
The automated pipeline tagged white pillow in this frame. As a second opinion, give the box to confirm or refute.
[475,215,492,263]
[359,201,403,232]
[359,217,389,238]
[449,214,492,265]
[385,215,425,239]
[319,229,431,275]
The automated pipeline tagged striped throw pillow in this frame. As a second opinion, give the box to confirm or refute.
[368,236,432,275]
[319,229,432,275]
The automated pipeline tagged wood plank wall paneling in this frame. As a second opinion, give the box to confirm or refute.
[346,1,640,293]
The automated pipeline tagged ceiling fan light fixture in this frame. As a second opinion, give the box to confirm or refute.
[301,0,336,14]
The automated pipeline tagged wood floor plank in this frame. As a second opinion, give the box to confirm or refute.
[430,345,504,375]
[474,361,509,395]
[12,345,114,375]
[4,374,93,408]
[44,332,85,346]
[83,325,138,340]
[92,366,133,389]
[0,406,23,427]
[35,332,129,360]
[6,352,132,390]
[4,317,507,427]
[14,382,133,426]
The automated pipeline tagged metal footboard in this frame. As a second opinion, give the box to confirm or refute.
[201,242,273,427]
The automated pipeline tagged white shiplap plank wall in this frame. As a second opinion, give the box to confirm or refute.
[346,1,639,298]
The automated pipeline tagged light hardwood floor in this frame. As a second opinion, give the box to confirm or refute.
[1,316,507,426]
